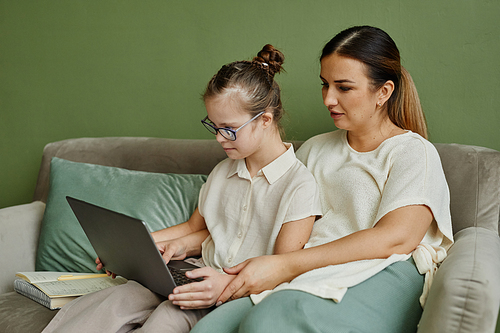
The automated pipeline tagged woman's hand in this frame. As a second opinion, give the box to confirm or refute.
[216,254,292,305]
[168,267,236,309]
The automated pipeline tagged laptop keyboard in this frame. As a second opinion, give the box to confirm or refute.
[169,266,202,286]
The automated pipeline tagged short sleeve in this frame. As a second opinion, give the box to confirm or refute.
[197,159,226,219]
[197,182,208,217]
[375,137,453,246]
[283,171,322,223]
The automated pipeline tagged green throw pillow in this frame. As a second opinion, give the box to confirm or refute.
[35,157,207,273]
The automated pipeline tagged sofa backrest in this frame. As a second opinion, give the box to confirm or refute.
[33,137,306,203]
[434,143,500,236]
[34,137,500,236]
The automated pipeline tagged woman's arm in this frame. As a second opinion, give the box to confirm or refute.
[151,207,206,243]
[217,204,433,303]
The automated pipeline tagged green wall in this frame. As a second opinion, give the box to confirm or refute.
[1,0,499,208]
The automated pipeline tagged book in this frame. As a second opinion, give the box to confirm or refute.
[14,271,127,310]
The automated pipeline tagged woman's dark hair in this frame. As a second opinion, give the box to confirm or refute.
[321,26,427,138]
[203,44,286,137]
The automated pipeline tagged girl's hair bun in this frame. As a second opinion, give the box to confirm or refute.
[253,44,285,77]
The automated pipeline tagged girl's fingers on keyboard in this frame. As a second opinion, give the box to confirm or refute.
[185,267,213,279]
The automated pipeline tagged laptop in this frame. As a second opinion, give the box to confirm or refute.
[66,196,202,297]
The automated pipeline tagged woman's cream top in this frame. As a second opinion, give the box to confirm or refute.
[251,130,453,306]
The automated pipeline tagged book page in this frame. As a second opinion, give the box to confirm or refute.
[15,271,95,283]
[34,276,127,297]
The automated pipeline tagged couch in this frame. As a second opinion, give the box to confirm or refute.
[0,137,499,333]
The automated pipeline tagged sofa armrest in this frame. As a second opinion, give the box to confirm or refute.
[0,201,45,295]
[418,227,500,333]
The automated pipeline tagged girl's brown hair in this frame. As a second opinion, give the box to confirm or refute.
[321,26,428,139]
[203,44,286,137]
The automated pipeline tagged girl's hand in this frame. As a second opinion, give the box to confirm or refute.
[216,255,291,305]
[168,267,236,309]
[156,239,188,263]
[95,257,116,279]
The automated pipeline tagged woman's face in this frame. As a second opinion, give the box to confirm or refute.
[320,53,383,133]
[204,91,264,160]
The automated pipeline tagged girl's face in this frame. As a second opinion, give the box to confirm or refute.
[320,53,384,134]
[204,92,265,160]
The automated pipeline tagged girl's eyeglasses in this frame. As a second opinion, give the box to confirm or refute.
[201,111,264,141]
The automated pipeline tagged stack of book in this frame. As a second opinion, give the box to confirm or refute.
[14,271,127,310]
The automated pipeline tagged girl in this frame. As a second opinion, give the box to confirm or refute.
[41,44,321,333]
[191,26,454,333]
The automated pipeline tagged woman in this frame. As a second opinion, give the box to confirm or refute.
[191,26,453,333]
